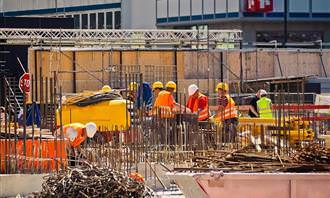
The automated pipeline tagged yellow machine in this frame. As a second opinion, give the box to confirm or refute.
[56,88,131,132]
[212,116,314,145]
[238,117,314,145]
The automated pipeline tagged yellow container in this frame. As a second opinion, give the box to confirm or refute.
[57,100,131,131]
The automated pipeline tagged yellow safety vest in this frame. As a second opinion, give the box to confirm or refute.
[257,97,273,118]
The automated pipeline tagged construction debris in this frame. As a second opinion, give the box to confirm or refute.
[34,163,154,198]
[174,145,330,173]
[292,143,330,164]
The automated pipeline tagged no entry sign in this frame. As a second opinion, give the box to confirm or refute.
[19,73,30,93]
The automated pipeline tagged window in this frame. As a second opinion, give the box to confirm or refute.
[66,15,72,18]
[73,14,80,29]
[114,11,121,29]
[106,12,113,29]
[82,14,88,29]
[256,31,323,43]
[98,13,105,29]
[90,13,96,29]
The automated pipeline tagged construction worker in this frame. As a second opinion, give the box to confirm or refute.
[63,122,97,165]
[186,84,209,121]
[153,81,177,118]
[248,90,260,118]
[257,89,273,118]
[127,82,138,102]
[215,82,238,143]
[152,81,164,103]
[101,85,111,92]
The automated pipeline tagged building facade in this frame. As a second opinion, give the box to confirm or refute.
[1,0,330,44]
[156,0,330,44]
[0,0,156,29]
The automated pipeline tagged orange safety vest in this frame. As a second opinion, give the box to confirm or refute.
[153,90,175,118]
[187,93,209,121]
[218,95,238,120]
[63,123,87,148]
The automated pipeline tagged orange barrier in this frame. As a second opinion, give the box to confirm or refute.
[0,139,67,173]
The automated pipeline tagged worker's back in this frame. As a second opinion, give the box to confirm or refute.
[153,90,175,118]
[154,90,174,108]
[257,97,273,118]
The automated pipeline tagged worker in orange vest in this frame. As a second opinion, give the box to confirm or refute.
[186,84,209,121]
[153,81,177,118]
[215,82,238,143]
[63,122,97,165]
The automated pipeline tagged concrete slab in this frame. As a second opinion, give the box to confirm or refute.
[0,174,46,197]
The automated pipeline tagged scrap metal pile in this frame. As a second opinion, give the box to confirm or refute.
[174,144,330,173]
[34,163,154,198]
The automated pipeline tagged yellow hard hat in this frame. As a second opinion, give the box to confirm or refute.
[152,81,163,90]
[215,82,229,92]
[101,85,111,92]
[128,82,138,91]
[165,81,176,92]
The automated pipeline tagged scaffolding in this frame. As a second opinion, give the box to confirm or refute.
[0,28,242,47]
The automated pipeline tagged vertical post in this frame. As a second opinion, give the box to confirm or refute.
[72,51,76,93]
[34,50,38,101]
[284,0,288,47]
[220,51,224,82]
[239,40,243,92]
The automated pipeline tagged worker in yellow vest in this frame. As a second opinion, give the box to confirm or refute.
[215,82,238,143]
[186,84,209,121]
[256,89,273,119]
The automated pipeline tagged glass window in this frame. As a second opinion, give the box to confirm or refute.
[106,12,113,29]
[73,14,80,29]
[90,13,96,29]
[98,13,105,29]
[82,14,88,29]
[256,31,323,43]
[114,11,121,29]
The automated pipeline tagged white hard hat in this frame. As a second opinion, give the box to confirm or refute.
[66,127,77,142]
[85,122,97,138]
[188,84,199,96]
[259,89,268,96]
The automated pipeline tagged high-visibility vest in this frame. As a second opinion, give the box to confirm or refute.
[63,123,87,148]
[152,90,175,118]
[218,95,238,120]
[257,97,273,118]
[187,93,209,121]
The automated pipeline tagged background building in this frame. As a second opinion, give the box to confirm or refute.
[0,0,156,29]
[156,0,330,45]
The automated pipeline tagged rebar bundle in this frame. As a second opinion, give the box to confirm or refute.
[35,163,154,198]
[292,143,330,164]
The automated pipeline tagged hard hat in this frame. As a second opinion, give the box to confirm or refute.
[65,127,78,142]
[259,89,268,96]
[101,85,111,92]
[128,82,138,91]
[85,122,97,138]
[165,81,176,92]
[188,84,199,96]
[215,82,229,92]
[152,81,164,90]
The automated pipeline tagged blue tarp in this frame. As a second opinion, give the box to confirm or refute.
[19,102,41,127]
[136,82,153,109]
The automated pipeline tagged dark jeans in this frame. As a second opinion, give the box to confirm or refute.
[223,118,238,143]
